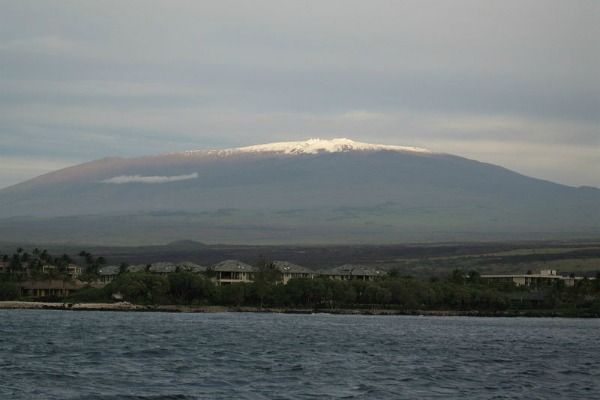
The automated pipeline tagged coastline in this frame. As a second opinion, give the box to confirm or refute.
[0,301,597,318]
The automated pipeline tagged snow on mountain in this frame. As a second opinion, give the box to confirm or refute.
[180,138,432,156]
[1,136,599,245]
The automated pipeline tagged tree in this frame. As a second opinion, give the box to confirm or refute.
[219,283,246,306]
[119,262,128,274]
[168,272,215,304]
[253,259,282,308]
[449,269,466,285]
[388,268,400,278]
[467,270,481,284]
[109,273,169,304]
[9,254,22,274]
[0,282,19,300]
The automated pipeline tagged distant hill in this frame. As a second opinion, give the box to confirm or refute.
[0,138,598,245]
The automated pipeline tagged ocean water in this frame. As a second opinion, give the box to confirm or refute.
[0,311,598,399]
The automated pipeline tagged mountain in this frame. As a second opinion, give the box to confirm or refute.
[0,138,599,245]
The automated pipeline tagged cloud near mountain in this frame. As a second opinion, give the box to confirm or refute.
[102,173,199,185]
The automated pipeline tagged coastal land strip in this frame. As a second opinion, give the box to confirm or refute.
[1,301,595,318]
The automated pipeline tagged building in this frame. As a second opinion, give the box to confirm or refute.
[67,264,83,279]
[212,260,256,285]
[148,262,178,276]
[481,269,586,288]
[19,280,83,298]
[98,265,120,283]
[41,264,82,279]
[272,260,315,284]
[322,264,386,281]
[177,262,208,274]
[126,264,149,273]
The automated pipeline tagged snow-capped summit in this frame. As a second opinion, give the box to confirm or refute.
[231,138,431,155]
[182,138,431,156]
[2,135,599,246]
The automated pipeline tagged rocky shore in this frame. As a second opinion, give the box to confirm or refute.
[1,301,596,317]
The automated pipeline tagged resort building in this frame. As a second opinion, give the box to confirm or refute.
[481,269,586,288]
[98,265,121,283]
[149,262,178,276]
[322,264,386,281]
[41,264,83,279]
[272,260,315,284]
[19,280,83,298]
[177,262,208,274]
[126,264,149,273]
[212,260,256,285]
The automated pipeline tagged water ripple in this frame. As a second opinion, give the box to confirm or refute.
[0,311,599,399]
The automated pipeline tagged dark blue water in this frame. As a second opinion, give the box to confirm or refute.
[0,311,598,399]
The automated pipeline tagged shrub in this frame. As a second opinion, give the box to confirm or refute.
[0,282,19,301]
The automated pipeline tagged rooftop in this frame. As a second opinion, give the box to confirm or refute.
[126,264,148,273]
[98,265,120,276]
[212,260,255,272]
[177,261,207,273]
[272,260,313,274]
[149,262,178,273]
[325,264,386,277]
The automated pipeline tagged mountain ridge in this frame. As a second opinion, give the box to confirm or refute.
[0,138,598,245]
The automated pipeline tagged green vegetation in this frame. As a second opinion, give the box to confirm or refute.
[62,269,600,316]
[77,251,106,281]
[0,281,18,300]
[0,248,78,281]
[1,245,599,317]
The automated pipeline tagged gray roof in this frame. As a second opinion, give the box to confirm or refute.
[272,260,313,274]
[126,264,148,273]
[212,259,256,272]
[177,262,208,273]
[325,264,386,277]
[149,262,178,274]
[98,265,120,276]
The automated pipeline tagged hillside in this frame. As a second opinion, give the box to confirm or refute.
[0,138,598,245]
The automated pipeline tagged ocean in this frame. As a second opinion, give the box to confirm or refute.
[0,310,598,399]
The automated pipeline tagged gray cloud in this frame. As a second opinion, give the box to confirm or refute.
[0,0,598,188]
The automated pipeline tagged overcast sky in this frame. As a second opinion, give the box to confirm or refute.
[0,0,598,189]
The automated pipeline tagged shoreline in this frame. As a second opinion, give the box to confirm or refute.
[0,301,597,318]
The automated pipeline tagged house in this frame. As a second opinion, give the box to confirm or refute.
[41,265,55,274]
[272,260,315,284]
[177,262,208,274]
[481,269,585,288]
[212,260,256,285]
[67,264,83,279]
[98,265,121,283]
[322,264,386,281]
[126,264,149,273]
[20,280,83,298]
[41,264,82,279]
[149,262,178,276]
